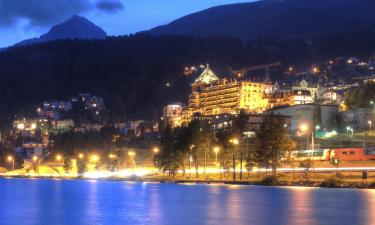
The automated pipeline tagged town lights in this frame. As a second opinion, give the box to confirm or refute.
[153,147,160,154]
[230,138,239,145]
[229,138,239,181]
[17,123,25,130]
[55,154,62,161]
[312,66,319,74]
[346,127,354,137]
[78,153,84,159]
[7,156,14,170]
[213,147,220,163]
[108,154,116,159]
[368,120,372,131]
[91,155,99,162]
[32,156,38,162]
[128,151,136,157]
[300,124,308,132]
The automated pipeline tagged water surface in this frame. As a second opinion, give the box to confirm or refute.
[0,178,374,225]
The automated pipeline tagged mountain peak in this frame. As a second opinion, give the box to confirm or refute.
[15,15,106,46]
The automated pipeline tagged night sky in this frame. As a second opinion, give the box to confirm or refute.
[0,0,253,47]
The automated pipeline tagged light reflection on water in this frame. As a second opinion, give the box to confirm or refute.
[0,178,374,225]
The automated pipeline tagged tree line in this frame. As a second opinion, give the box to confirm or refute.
[157,112,296,179]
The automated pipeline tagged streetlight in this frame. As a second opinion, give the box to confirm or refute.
[213,146,221,179]
[213,147,220,163]
[108,153,116,159]
[350,128,354,137]
[346,127,354,137]
[78,153,84,159]
[229,138,238,181]
[128,151,136,168]
[55,154,64,164]
[153,147,159,166]
[7,156,14,170]
[368,120,372,131]
[91,154,99,163]
[189,145,194,175]
[32,156,39,175]
[300,124,314,150]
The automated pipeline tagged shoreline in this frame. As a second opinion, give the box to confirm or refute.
[1,174,374,189]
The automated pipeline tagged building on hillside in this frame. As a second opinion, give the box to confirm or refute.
[291,90,314,105]
[15,142,45,159]
[163,103,184,128]
[292,79,320,101]
[13,119,38,137]
[188,65,272,119]
[320,89,344,105]
[51,119,75,132]
[205,113,291,137]
[43,100,72,112]
[342,108,374,130]
[264,92,292,108]
[267,104,339,132]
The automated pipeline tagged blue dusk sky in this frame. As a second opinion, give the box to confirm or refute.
[0,0,253,47]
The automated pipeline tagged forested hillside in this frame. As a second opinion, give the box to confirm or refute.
[1,31,375,128]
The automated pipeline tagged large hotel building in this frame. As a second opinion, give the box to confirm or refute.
[187,65,273,118]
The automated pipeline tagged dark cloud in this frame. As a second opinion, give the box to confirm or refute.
[0,0,123,28]
[97,0,124,12]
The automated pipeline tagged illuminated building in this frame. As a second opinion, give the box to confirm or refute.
[291,90,313,105]
[13,119,38,136]
[320,90,344,105]
[164,103,184,128]
[188,65,272,117]
[292,79,319,101]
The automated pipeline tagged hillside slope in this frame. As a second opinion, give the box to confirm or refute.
[147,0,375,39]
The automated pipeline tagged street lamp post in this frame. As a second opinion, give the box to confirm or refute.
[213,147,219,164]
[153,147,159,167]
[32,156,39,175]
[189,145,194,176]
[7,156,14,170]
[230,138,238,181]
[55,154,64,165]
[368,120,372,131]
[128,151,136,168]
[213,146,221,179]
[300,124,314,150]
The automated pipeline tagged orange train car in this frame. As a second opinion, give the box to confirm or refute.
[290,148,375,162]
[330,148,375,161]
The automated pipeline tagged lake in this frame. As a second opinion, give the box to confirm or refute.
[0,178,374,225]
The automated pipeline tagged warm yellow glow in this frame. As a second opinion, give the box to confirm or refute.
[91,155,99,162]
[230,138,239,145]
[300,124,309,132]
[153,147,160,153]
[108,154,116,159]
[30,123,37,130]
[32,156,38,162]
[17,123,25,130]
[312,66,319,74]
[78,153,84,159]
[55,155,62,161]
[7,156,13,162]
[128,151,135,156]
[214,146,220,153]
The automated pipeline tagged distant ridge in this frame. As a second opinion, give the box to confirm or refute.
[15,15,107,46]
[146,0,375,39]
